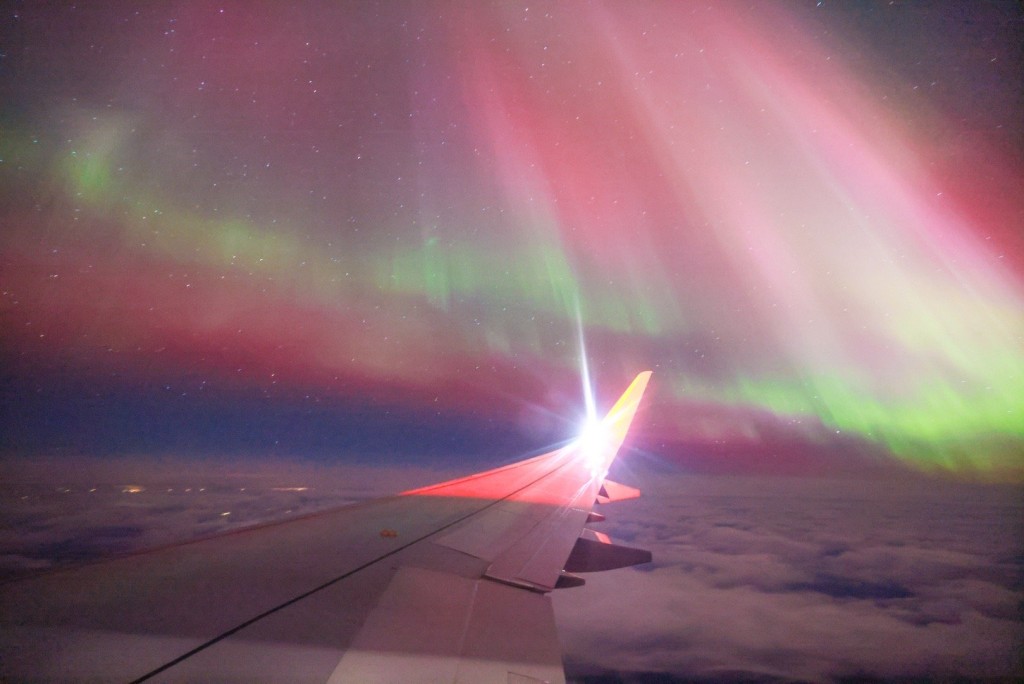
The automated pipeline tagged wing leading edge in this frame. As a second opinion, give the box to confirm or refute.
[0,372,653,683]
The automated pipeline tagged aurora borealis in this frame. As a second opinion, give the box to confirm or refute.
[2,2,1022,479]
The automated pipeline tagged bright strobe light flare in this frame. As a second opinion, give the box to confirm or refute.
[578,418,612,478]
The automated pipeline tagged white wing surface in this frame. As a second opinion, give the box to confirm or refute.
[0,372,652,683]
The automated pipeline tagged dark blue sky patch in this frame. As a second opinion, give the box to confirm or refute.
[785,574,914,600]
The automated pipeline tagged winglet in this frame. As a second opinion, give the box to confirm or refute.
[608,370,652,419]
[586,370,652,475]
[604,370,651,447]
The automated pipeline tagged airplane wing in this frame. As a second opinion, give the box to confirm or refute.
[0,371,652,683]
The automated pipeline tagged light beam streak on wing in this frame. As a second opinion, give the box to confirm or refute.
[575,296,598,426]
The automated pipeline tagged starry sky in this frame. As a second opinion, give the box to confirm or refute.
[1,1,1022,480]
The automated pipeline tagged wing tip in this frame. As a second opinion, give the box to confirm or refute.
[605,370,653,424]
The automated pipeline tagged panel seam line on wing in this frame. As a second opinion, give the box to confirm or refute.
[127,451,582,683]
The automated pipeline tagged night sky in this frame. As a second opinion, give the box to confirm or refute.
[1,1,1022,478]
[3,1,1022,479]
[1,2,1023,680]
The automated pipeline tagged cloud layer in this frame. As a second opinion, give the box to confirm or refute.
[554,461,1023,682]
[2,456,1019,681]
